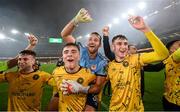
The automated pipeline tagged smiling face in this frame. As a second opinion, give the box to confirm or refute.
[112,35,128,61]
[18,54,35,71]
[18,50,36,73]
[87,33,101,54]
[62,44,80,70]
[128,45,137,54]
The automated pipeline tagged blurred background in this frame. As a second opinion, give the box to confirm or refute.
[0,0,179,59]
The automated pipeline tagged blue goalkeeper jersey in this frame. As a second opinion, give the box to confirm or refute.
[77,42,108,76]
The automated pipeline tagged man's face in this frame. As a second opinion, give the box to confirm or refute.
[62,45,80,68]
[87,34,101,54]
[18,54,35,71]
[129,45,137,54]
[112,38,128,59]
[170,41,180,54]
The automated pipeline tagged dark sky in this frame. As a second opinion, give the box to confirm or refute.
[0,0,180,57]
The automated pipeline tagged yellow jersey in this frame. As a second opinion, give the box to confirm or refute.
[0,70,54,111]
[107,54,144,111]
[53,66,96,111]
[163,48,180,106]
[107,31,169,111]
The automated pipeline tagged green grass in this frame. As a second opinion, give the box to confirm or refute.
[143,70,165,111]
[0,64,165,111]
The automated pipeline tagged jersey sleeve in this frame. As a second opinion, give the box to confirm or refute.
[0,72,6,82]
[103,36,115,61]
[0,72,12,82]
[140,31,169,65]
[41,71,56,86]
[77,42,86,53]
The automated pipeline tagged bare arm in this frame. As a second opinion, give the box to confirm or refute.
[61,8,92,43]
[7,34,38,69]
[61,20,76,43]
[88,76,106,94]
[47,95,59,111]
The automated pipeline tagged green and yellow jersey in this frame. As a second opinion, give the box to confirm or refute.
[107,31,169,111]
[163,48,180,106]
[53,66,96,111]
[0,61,8,72]
[0,70,55,111]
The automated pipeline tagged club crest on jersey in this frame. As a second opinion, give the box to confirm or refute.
[77,77,84,84]
[91,65,97,71]
[123,61,129,67]
[33,74,39,80]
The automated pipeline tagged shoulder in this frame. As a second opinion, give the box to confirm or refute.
[108,60,118,66]
[38,70,51,76]
[53,66,64,72]
[4,72,17,76]
[4,72,19,81]
[81,67,96,76]
[76,42,85,49]
[130,53,140,59]
[97,53,108,63]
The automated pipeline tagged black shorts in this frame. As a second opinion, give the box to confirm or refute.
[86,94,98,109]
[162,96,180,111]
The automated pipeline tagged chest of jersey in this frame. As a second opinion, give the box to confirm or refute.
[9,73,44,96]
[107,55,143,111]
[53,67,96,111]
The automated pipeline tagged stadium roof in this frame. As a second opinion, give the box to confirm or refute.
[0,0,180,57]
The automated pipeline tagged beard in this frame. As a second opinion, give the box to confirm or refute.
[88,47,98,54]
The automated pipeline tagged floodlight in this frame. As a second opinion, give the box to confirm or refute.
[11,29,19,34]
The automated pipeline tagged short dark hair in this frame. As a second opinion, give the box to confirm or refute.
[19,50,36,58]
[63,43,80,52]
[128,44,136,49]
[91,32,102,42]
[166,39,180,50]
[112,34,128,43]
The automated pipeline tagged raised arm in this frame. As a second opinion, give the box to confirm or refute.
[128,16,169,64]
[102,26,115,61]
[7,34,38,69]
[61,8,92,43]
[25,34,38,50]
